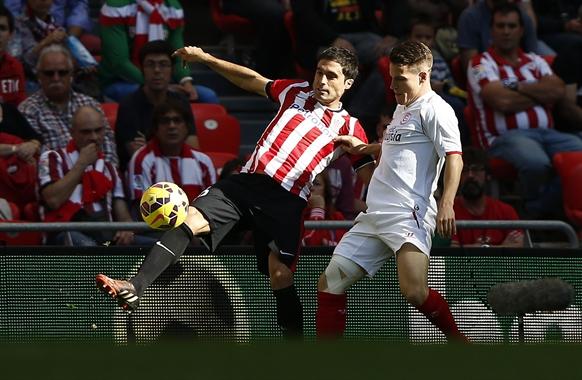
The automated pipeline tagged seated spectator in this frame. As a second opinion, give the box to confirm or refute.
[0,100,41,211]
[452,147,524,247]
[7,0,99,96]
[127,99,216,205]
[5,0,100,52]
[127,99,216,244]
[38,106,134,246]
[98,0,218,103]
[457,0,545,72]
[467,3,582,218]
[18,43,118,165]
[327,155,358,220]
[302,170,347,246]
[0,4,26,106]
[115,40,198,170]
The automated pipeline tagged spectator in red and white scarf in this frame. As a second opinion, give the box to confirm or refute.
[38,105,134,246]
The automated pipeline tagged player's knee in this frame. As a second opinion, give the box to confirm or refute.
[399,284,428,307]
[270,266,293,289]
[184,206,210,235]
[321,255,365,294]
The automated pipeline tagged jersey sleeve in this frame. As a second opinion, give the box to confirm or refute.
[38,150,63,189]
[467,54,499,95]
[421,101,462,158]
[531,54,553,77]
[266,79,308,103]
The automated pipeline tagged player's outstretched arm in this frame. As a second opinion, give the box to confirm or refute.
[334,135,381,156]
[173,46,270,97]
[436,153,463,238]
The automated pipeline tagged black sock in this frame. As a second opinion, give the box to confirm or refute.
[273,285,303,338]
[131,224,194,295]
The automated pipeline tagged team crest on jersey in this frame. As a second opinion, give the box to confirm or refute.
[400,112,412,124]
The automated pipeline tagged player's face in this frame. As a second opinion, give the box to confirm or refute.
[312,59,353,109]
[491,11,523,53]
[156,110,188,146]
[389,63,429,106]
[0,16,11,53]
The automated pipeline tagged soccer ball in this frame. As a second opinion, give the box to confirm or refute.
[140,182,189,230]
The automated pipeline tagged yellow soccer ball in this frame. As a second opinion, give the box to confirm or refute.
[140,182,189,230]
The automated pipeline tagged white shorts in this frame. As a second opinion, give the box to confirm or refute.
[334,210,434,277]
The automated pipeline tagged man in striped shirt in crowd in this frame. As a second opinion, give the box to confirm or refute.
[467,2,582,217]
[96,46,375,337]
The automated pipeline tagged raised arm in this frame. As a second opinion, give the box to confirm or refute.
[173,46,270,97]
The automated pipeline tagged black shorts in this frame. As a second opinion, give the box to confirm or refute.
[191,173,307,275]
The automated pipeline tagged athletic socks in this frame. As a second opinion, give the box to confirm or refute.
[417,288,466,341]
[316,291,347,338]
[130,224,194,296]
[273,285,303,338]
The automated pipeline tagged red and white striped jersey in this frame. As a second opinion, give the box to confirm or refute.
[127,140,216,201]
[38,147,124,218]
[243,79,370,200]
[467,48,554,148]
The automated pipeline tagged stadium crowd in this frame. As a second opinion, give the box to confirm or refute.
[1,0,582,247]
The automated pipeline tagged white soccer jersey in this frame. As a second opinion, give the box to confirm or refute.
[366,91,462,227]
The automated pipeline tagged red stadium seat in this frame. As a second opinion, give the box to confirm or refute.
[209,0,255,35]
[101,102,118,131]
[195,113,241,155]
[553,152,582,226]
[204,151,239,178]
[190,103,227,120]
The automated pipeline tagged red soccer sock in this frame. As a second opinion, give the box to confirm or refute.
[316,291,347,338]
[417,288,466,341]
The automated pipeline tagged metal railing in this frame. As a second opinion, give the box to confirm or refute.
[0,220,579,248]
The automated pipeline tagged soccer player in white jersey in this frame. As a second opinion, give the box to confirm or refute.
[95,46,375,337]
[316,40,468,342]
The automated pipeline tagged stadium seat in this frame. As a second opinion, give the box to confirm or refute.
[190,103,227,120]
[101,102,118,131]
[553,152,582,226]
[283,11,314,80]
[205,151,240,178]
[195,113,241,155]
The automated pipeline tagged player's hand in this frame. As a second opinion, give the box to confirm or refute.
[436,202,456,238]
[333,135,366,154]
[172,46,209,65]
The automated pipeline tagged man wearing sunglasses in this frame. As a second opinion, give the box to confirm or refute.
[18,43,118,165]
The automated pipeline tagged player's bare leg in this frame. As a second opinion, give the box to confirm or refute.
[268,251,303,337]
[396,242,467,342]
[96,206,208,311]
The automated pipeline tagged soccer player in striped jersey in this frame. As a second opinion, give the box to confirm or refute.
[316,40,468,342]
[96,46,375,337]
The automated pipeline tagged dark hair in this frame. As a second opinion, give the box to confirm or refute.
[389,40,433,68]
[462,146,490,172]
[219,158,245,180]
[317,46,359,80]
[491,2,523,27]
[0,4,15,33]
[139,39,175,67]
[151,98,190,136]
